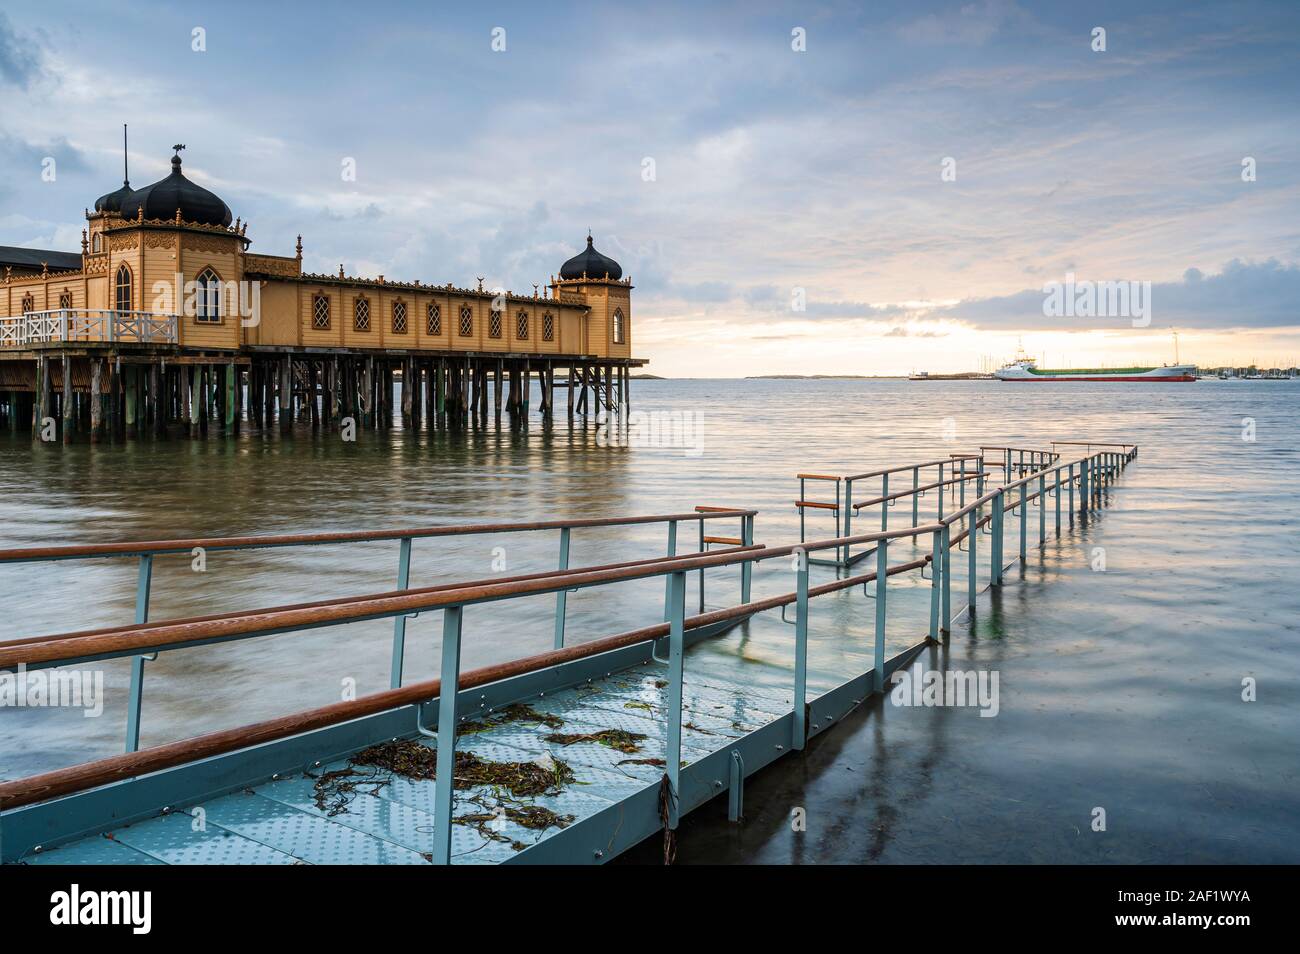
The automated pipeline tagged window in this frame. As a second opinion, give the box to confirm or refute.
[427,303,441,336]
[612,307,625,344]
[115,264,132,313]
[59,290,72,310]
[392,300,407,334]
[312,294,331,330]
[21,293,35,314]
[488,308,502,339]
[459,304,473,336]
[92,233,102,253]
[542,312,554,342]
[195,267,221,322]
[354,297,370,331]
[516,311,529,341]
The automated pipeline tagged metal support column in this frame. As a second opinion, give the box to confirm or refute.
[553,527,571,649]
[124,554,154,753]
[664,571,686,828]
[793,551,809,745]
[389,537,413,688]
[431,605,464,865]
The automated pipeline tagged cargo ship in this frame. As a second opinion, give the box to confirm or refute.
[994,358,1196,382]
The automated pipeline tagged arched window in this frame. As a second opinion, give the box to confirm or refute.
[488,308,502,339]
[92,233,102,253]
[21,293,35,314]
[114,264,132,313]
[59,290,72,310]
[612,307,625,344]
[427,303,441,336]
[312,293,331,329]
[516,311,529,340]
[195,267,221,323]
[392,300,408,334]
[542,313,554,342]
[459,304,473,337]
[354,297,371,331]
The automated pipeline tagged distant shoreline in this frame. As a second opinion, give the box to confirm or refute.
[744,374,908,380]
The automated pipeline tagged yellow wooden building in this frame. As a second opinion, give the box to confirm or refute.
[0,146,642,439]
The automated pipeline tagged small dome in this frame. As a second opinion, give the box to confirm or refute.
[94,180,133,214]
[118,150,233,227]
[559,235,621,281]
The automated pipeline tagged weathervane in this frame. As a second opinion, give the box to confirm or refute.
[172,144,186,158]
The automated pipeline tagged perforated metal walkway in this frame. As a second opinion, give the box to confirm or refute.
[22,663,791,865]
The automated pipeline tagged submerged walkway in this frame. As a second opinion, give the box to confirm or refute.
[629,474,1299,865]
[3,446,1148,865]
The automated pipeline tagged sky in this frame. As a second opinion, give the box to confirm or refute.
[1,0,1298,375]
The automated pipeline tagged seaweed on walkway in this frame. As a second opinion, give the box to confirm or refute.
[543,729,648,754]
[458,703,564,735]
[310,738,578,816]
[307,765,390,816]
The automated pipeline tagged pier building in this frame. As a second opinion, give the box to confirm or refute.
[0,146,643,440]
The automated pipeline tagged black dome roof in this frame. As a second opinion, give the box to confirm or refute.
[559,235,621,280]
[94,180,133,214]
[118,151,233,227]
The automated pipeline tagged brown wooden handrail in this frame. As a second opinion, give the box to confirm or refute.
[0,525,946,672]
[0,509,759,564]
[0,544,763,652]
[852,471,994,511]
[843,454,983,483]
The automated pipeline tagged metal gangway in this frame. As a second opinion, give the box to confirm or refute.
[0,445,1136,865]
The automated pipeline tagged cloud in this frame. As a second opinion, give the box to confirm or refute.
[0,12,39,88]
[937,259,1300,331]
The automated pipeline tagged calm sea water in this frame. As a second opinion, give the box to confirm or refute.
[2,378,1297,862]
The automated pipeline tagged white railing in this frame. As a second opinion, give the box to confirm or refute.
[0,310,178,347]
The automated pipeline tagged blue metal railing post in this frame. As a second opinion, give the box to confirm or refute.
[967,506,978,610]
[124,554,153,753]
[664,570,687,827]
[879,473,889,532]
[929,528,941,639]
[793,550,809,746]
[1080,457,1090,513]
[389,537,413,688]
[873,536,888,690]
[798,477,806,544]
[1054,467,1061,535]
[1039,474,1046,546]
[661,519,678,619]
[940,524,951,636]
[1069,462,1076,519]
[959,456,967,507]
[936,463,945,519]
[911,467,920,528]
[1018,482,1028,562]
[698,518,706,613]
[841,479,853,566]
[991,490,1004,585]
[740,514,753,602]
[553,527,571,649]
[431,604,464,865]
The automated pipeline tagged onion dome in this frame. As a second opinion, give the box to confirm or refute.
[559,234,622,280]
[94,180,133,214]
[118,147,233,227]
